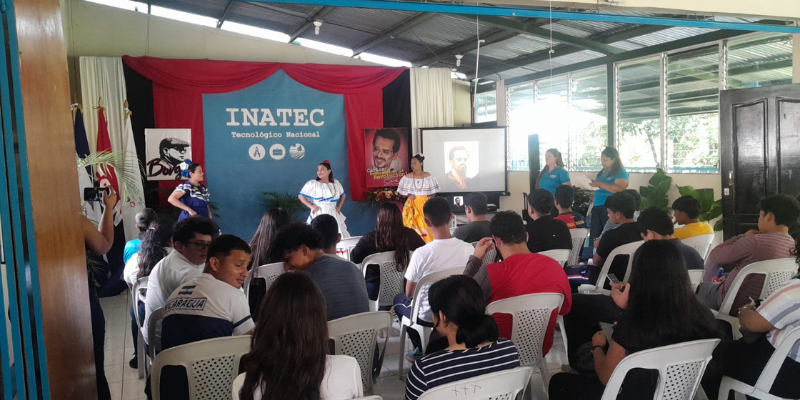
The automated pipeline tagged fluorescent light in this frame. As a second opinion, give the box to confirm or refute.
[150,5,218,28]
[221,21,290,43]
[451,72,466,79]
[85,0,147,12]
[295,38,354,57]
[358,53,411,68]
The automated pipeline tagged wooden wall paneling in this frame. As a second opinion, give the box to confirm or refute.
[12,0,96,398]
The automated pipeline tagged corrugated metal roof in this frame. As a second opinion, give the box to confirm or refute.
[609,26,716,50]
[472,34,558,60]
[397,14,494,48]
[323,8,418,35]
[522,50,605,71]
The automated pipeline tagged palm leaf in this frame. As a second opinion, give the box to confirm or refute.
[77,150,144,205]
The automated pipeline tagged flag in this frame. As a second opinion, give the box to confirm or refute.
[73,106,91,172]
[121,107,146,240]
[75,105,102,221]
[95,106,122,225]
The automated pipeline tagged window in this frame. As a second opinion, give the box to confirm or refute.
[570,67,608,172]
[666,46,720,173]
[474,90,497,123]
[532,75,570,172]
[727,34,793,89]
[617,56,662,173]
[507,82,534,171]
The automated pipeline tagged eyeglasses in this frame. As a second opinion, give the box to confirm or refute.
[373,146,394,156]
[186,240,211,251]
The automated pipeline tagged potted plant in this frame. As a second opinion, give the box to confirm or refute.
[262,191,305,221]
[639,168,672,212]
[677,186,723,231]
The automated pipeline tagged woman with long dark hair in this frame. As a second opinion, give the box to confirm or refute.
[536,148,571,195]
[351,203,426,303]
[234,273,362,400]
[397,154,440,242]
[299,160,350,237]
[549,240,719,400]
[249,208,291,268]
[124,208,157,264]
[168,160,212,221]
[405,275,521,400]
[588,147,629,242]
[701,240,800,399]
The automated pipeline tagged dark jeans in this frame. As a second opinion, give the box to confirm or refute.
[549,369,658,400]
[89,284,111,400]
[589,205,608,244]
[702,336,800,400]
[129,300,146,356]
[564,294,622,368]
[393,293,434,353]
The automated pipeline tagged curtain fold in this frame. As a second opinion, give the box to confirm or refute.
[410,68,455,153]
[121,56,407,201]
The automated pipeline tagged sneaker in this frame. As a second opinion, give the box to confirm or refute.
[128,354,138,369]
[405,348,423,363]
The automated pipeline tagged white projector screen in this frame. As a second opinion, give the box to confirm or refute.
[421,127,507,193]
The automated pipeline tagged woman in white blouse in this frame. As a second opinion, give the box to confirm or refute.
[233,272,362,400]
[298,160,350,238]
[397,154,440,242]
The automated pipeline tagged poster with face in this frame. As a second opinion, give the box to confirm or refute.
[365,127,409,188]
[145,129,191,181]
[442,141,480,191]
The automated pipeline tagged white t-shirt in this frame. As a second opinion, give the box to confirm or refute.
[142,249,204,344]
[233,355,362,400]
[757,278,800,362]
[404,237,475,322]
[123,253,140,287]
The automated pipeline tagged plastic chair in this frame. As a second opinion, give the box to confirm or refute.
[568,228,589,265]
[328,311,393,393]
[601,339,719,400]
[714,258,797,340]
[336,236,362,261]
[681,233,715,261]
[417,367,533,400]
[585,241,644,295]
[688,270,705,289]
[361,251,407,311]
[147,307,165,363]
[354,397,383,400]
[486,293,564,399]
[718,325,800,400]
[470,241,499,268]
[132,276,149,379]
[538,249,571,267]
[151,335,251,400]
[243,262,284,299]
[397,266,465,380]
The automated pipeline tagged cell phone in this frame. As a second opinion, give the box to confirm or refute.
[606,273,620,285]
[83,186,109,202]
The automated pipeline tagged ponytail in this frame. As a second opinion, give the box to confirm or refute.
[455,314,499,348]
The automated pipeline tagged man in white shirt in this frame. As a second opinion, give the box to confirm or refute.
[161,234,254,350]
[142,216,217,345]
[393,196,474,361]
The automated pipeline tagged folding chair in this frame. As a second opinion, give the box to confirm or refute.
[417,367,533,400]
[328,311,393,393]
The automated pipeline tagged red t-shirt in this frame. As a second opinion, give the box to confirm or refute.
[486,253,572,355]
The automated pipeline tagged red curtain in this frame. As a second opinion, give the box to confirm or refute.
[122,56,405,201]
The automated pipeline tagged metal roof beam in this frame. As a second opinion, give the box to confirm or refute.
[352,13,437,56]
[451,14,624,55]
[288,6,336,42]
[216,1,235,29]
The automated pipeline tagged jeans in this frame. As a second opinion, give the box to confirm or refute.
[564,294,622,368]
[589,205,608,244]
[393,293,434,353]
[129,300,146,356]
[89,284,111,400]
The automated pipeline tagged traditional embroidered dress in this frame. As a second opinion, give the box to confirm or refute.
[397,175,440,243]
[300,179,350,238]
[174,182,210,221]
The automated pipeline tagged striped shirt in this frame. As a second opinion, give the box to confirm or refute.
[703,232,796,299]
[758,278,800,362]
[405,339,520,400]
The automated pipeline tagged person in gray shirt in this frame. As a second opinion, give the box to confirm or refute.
[453,193,492,243]
[269,222,369,321]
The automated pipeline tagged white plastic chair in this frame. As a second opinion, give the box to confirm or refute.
[601,339,720,400]
[469,241,499,269]
[397,266,465,380]
[151,335,251,400]
[361,251,406,311]
[568,228,589,265]
[132,276,148,379]
[688,270,705,290]
[538,249,571,267]
[336,236,362,261]
[681,233,716,261]
[486,293,564,399]
[718,325,800,400]
[328,311,393,393]
[243,262,284,300]
[417,367,533,400]
[714,258,797,340]
[147,307,165,363]
[585,241,644,295]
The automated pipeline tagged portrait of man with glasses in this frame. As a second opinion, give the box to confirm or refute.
[369,128,404,172]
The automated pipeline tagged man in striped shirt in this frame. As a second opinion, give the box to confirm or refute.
[696,194,799,310]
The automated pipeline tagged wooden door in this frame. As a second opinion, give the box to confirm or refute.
[720,84,800,239]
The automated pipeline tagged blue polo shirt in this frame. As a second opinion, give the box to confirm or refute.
[538,167,571,194]
[593,168,629,206]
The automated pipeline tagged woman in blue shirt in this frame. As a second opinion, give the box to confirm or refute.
[537,148,571,195]
[589,147,629,242]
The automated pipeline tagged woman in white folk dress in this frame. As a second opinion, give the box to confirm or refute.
[397,154,440,243]
[298,160,350,238]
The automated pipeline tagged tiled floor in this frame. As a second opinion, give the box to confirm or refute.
[100,291,569,400]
